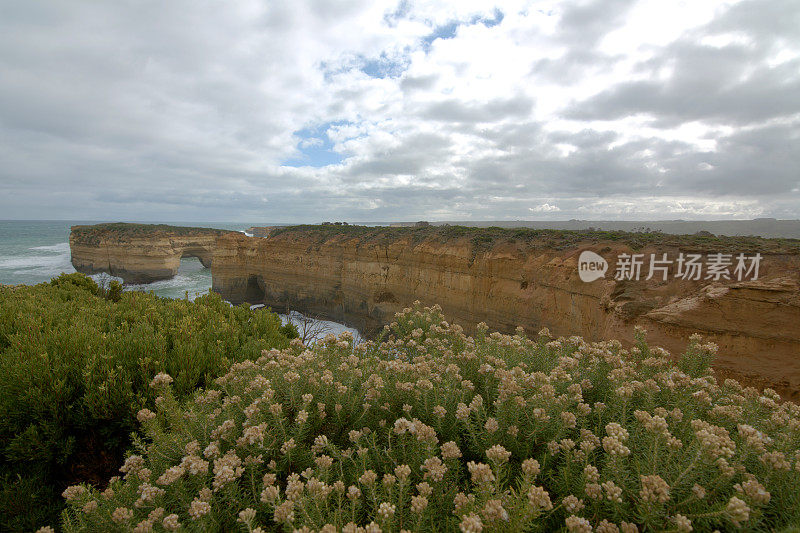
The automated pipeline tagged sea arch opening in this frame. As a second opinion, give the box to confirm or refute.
[180,247,212,268]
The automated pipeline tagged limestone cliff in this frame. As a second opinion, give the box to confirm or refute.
[70,223,232,283]
[212,226,800,398]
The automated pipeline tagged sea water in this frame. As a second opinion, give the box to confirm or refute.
[0,220,360,342]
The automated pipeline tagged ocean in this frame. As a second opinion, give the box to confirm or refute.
[0,220,360,341]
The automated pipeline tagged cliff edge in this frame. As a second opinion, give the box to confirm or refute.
[212,225,800,398]
[70,223,232,283]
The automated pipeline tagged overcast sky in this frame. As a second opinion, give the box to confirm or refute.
[1,0,798,222]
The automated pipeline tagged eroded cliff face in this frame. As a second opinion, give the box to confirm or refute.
[70,224,230,283]
[212,229,800,398]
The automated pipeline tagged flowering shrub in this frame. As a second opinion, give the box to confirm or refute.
[61,303,800,532]
[0,275,296,530]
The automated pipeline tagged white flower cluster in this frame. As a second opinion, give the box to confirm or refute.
[149,372,173,388]
[527,485,553,510]
[691,419,736,459]
[211,449,243,491]
[485,444,511,463]
[639,475,670,504]
[602,424,631,457]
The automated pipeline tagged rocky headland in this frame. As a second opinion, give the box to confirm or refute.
[69,223,232,283]
[212,225,800,398]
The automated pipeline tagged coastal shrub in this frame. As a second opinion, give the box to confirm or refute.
[106,280,124,302]
[0,276,295,531]
[268,224,800,256]
[60,304,800,532]
[50,271,102,295]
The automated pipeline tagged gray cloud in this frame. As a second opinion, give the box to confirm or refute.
[400,74,438,92]
[556,0,639,47]
[342,132,454,178]
[418,95,535,123]
[566,43,800,126]
[706,0,800,42]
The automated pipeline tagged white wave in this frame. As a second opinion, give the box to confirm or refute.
[0,254,74,275]
[127,274,203,291]
[278,310,363,345]
[29,242,71,253]
[0,241,73,277]
[89,273,123,285]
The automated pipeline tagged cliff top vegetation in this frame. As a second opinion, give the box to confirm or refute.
[267,224,800,255]
[70,223,234,245]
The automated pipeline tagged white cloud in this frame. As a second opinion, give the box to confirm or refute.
[0,0,797,222]
[530,203,561,212]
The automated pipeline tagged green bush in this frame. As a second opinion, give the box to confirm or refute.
[60,304,800,532]
[279,323,300,340]
[0,276,294,531]
[49,271,101,295]
[106,280,123,303]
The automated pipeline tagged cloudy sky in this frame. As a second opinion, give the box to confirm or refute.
[1,0,798,222]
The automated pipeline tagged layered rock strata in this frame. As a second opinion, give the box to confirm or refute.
[212,227,800,398]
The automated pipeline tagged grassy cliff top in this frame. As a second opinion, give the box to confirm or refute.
[70,223,234,244]
[267,223,800,254]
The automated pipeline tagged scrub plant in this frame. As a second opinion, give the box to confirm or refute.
[59,303,800,532]
[0,274,296,531]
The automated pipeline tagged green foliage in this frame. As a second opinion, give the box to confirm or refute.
[279,322,300,340]
[0,277,294,531]
[106,280,123,303]
[267,224,800,256]
[70,223,232,245]
[678,333,716,378]
[60,304,800,532]
[50,272,101,296]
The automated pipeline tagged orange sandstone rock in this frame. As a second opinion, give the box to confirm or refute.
[211,230,800,399]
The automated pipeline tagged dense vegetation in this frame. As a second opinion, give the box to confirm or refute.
[59,303,800,532]
[70,223,233,245]
[268,224,800,255]
[0,274,297,531]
